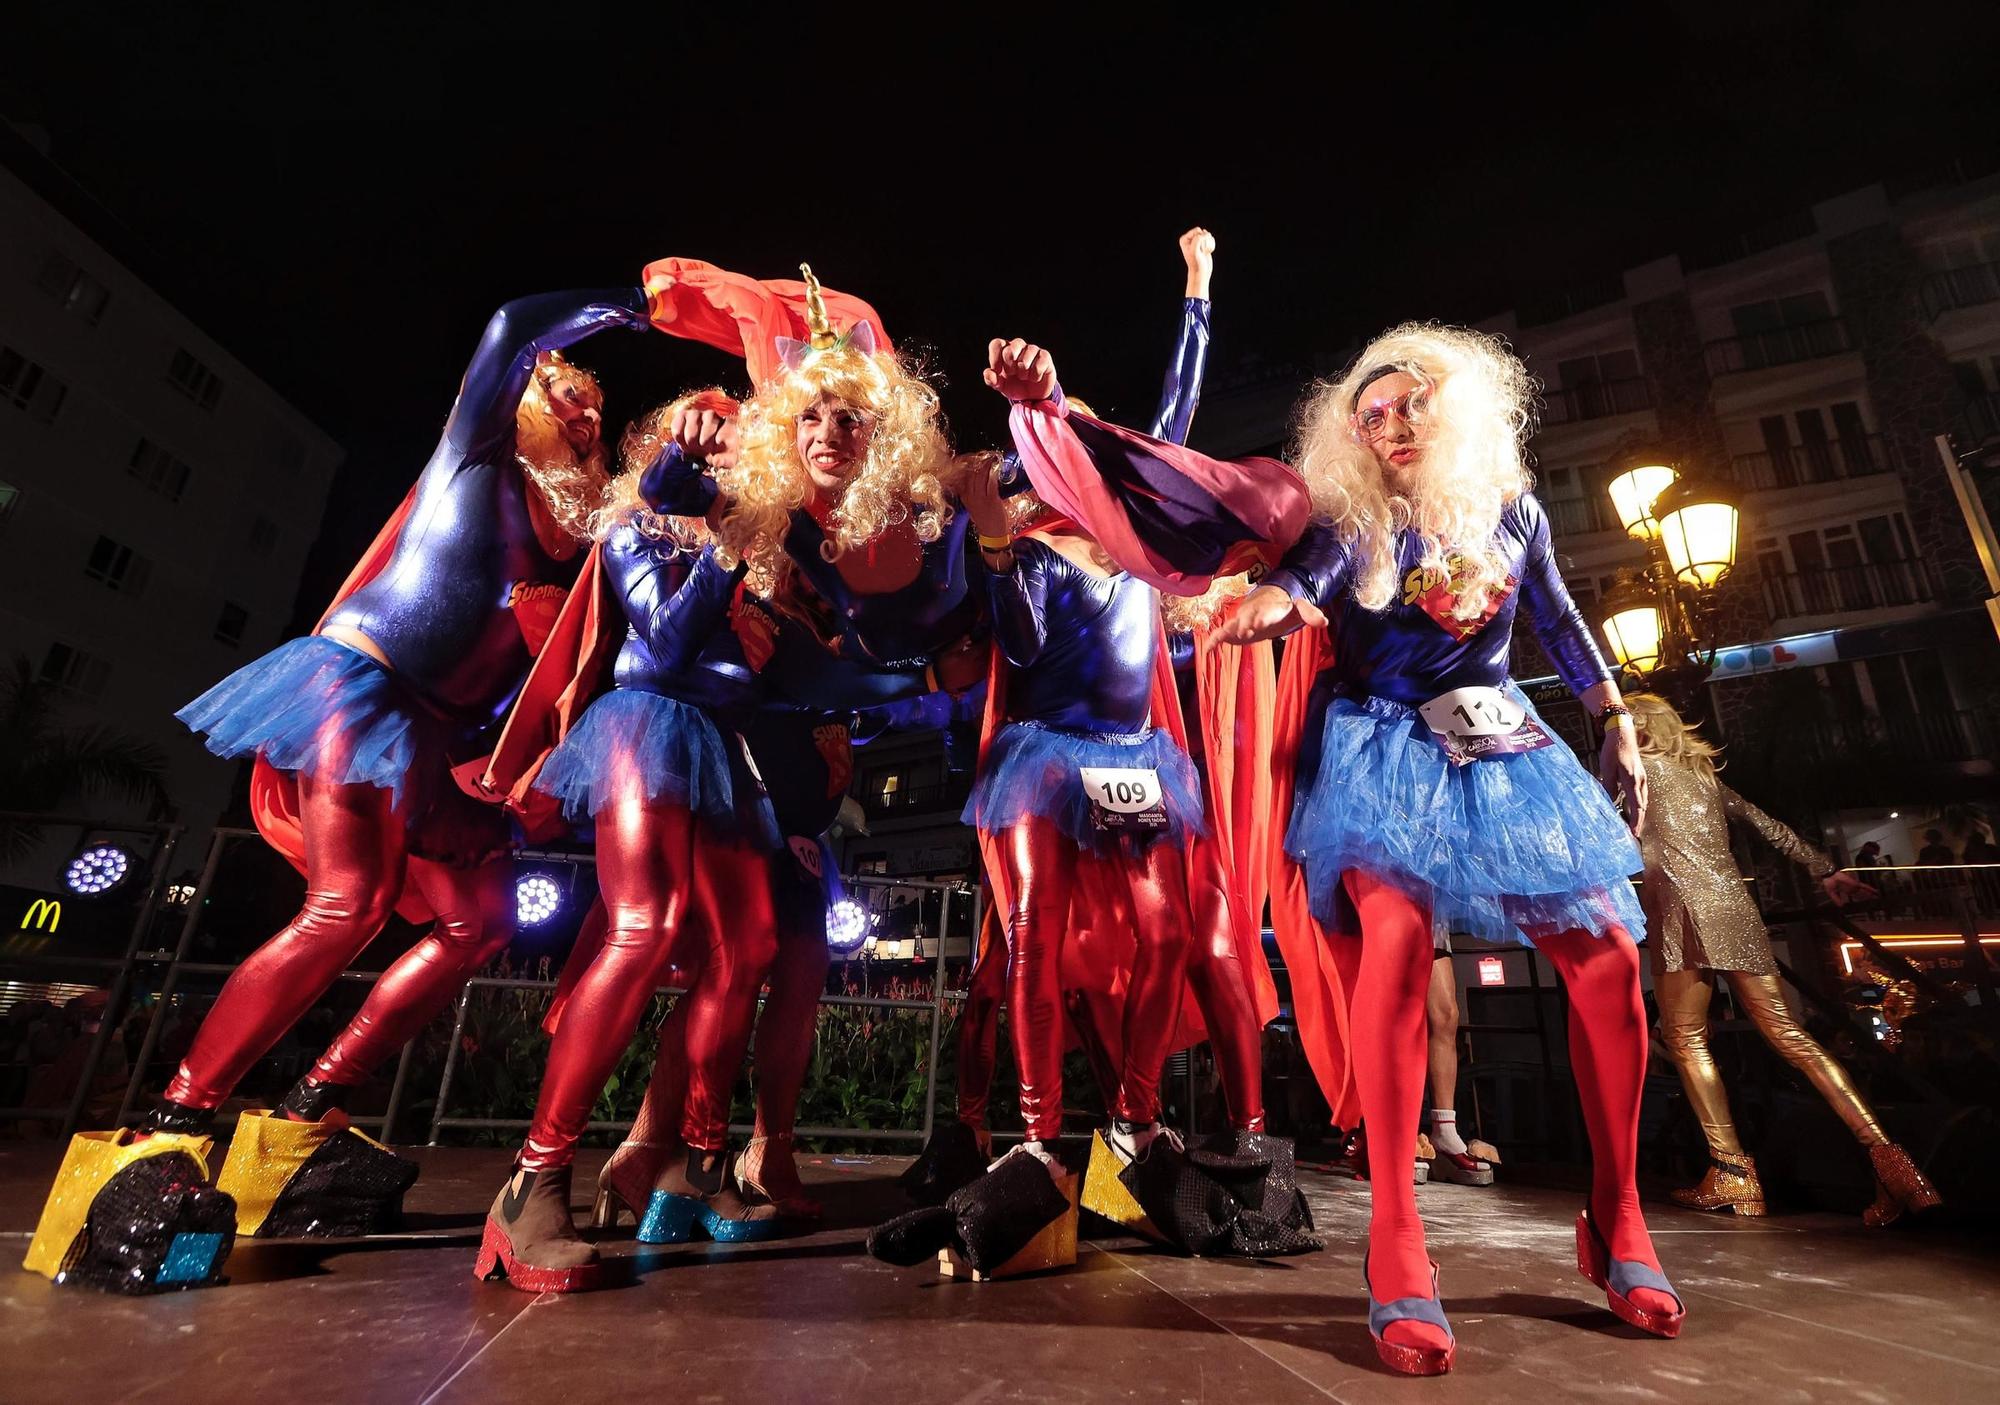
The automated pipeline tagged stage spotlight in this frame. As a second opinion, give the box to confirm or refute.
[65,844,131,897]
[825,898,869,952]
[516,874,563,927]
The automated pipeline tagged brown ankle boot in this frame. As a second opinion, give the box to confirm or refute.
[1671,1151,1766,1216]
[1863,1142,1942,1227]
[474,1164,602,1292]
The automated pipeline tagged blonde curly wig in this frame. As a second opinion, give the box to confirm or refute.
[716,344,959,566]
[515,352,612,543]
[1291,322,1536,621]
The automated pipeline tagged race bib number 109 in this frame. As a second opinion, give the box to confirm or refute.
[1079,766,1169,832]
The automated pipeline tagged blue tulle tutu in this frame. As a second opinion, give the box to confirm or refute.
[963,721,1205,853]
[177,635,440,809]
[1285,691,1645,947]
[533,689,779,849]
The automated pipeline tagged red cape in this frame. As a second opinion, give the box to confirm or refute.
[640,257,891,388]
[1265,626,1359,1128]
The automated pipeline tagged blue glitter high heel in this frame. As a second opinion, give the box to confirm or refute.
[1365,1255,1455,1376]
[633,1146,781,1245]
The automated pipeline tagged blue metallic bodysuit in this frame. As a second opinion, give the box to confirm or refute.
[325,288,652,721]
[988,540,1161,734]
[1265,493,1611,703]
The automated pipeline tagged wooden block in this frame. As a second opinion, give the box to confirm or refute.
[938,1173,1080,1281]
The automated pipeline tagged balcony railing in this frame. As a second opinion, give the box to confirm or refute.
[1921,261,2000,319]
[1796,708,1993,770]
[862,778,972,817]
[1757,558,1937,621]
[1704,317,1853,376]
[1541,493,1617,537]
[1725,433,1895,491]
[1540,377,1652,426]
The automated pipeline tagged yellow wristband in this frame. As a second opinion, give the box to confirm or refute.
[977,532,1015,552]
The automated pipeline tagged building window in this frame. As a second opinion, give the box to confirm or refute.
[38,641,110,700]
[167,347,224,410]
[246,514,279,557]
[36,251,111,325]
[214,601,249,647]
[84,535,150,595]
[128,439,193,502]
[0,346,69,423]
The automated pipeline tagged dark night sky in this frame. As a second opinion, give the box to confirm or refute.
[7,3,1998,624]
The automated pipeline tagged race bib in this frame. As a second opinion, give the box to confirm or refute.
[787,836,823,878]
[1079,766,1168,832]
[1416,686,1553,767]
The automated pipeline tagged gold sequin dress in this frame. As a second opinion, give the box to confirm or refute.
[1639,756,1833,976]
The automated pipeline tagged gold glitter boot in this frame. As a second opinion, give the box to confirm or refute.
[1671,1150,1767,1216]
[1863,1142,1942,1227]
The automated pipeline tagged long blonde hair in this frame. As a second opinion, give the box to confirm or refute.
[1627,691,1722,779]
[1291,322,1534,620]
[716,344,958,566]
[515,352,611,543]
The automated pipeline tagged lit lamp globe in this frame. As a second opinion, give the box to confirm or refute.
[1596,580,1666,677]
[1606,455,1679,540]
[1653,476,1741,589]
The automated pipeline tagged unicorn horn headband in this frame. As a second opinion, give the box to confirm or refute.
[777,262,879,371]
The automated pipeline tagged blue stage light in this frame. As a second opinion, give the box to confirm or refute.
[516,874,563,927]
[65,844,131,896]
[825,898,869,951]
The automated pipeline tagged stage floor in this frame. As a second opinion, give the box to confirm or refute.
[3,1141,1995,1403]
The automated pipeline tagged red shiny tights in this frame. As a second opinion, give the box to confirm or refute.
[1345,871,1661,1337]
[997,818,1192,1142]
[519,787,774,1171]
[627,877,823,1150]
[166,771,511,1108]
[954,905,1007,1130]
[1184,853,1266,1131]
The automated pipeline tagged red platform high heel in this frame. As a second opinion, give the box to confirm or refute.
[1364,1255,1455,1377]
[1575,1209,1684,1339]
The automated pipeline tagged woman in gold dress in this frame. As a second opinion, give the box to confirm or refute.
[1629,694,1942,1225]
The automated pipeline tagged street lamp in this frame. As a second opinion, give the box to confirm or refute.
[1592,451,1741,708]
[1597,574,1667,675]
[1653,475,1741,589]
[1607,454,1679,540]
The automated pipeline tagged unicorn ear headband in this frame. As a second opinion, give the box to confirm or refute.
[775,263,880,371]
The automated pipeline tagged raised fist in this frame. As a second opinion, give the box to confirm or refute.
[982,338,1057,403]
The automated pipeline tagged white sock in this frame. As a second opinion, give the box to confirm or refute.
[1108,1121,1168,1164]
[1430,1110,1470,1157]
[1005,1139,1065,1182]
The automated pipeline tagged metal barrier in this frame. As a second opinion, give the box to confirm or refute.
[5,813,989,1151]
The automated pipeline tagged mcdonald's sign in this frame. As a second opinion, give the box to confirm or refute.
[20,898,61,933]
